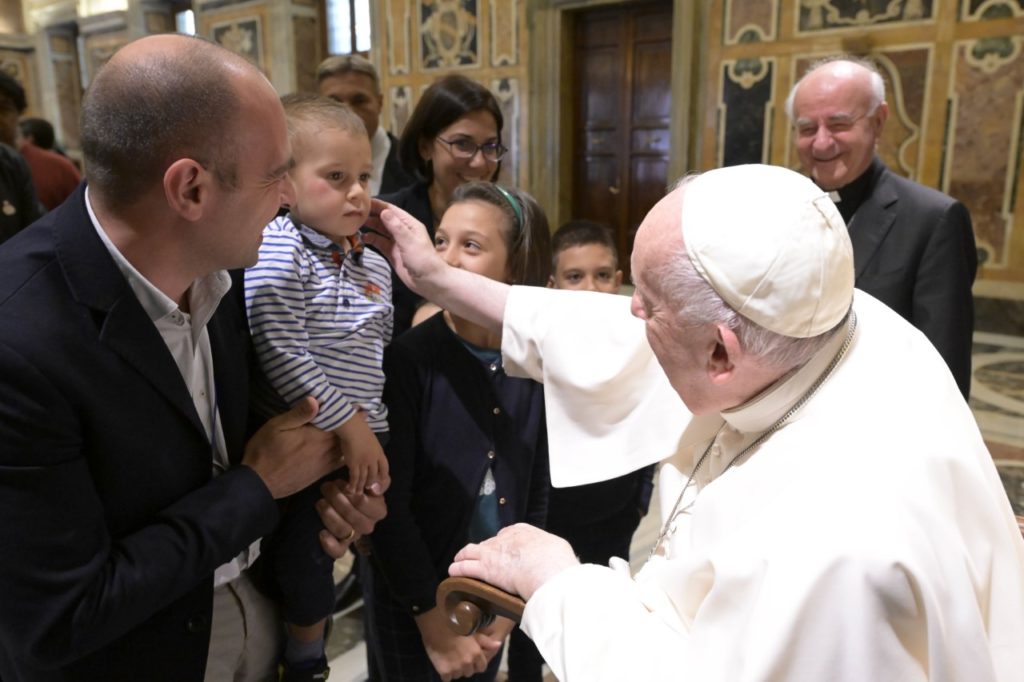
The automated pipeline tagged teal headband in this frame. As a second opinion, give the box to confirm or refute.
[494,185,523,231]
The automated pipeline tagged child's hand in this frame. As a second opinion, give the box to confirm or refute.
[414,606,490,681]
[333,412,390,496]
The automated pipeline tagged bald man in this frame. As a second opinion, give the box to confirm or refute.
[0,35,383,681]
[786,56,977,399]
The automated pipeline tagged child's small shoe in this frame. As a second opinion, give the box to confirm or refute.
[278,656,330,682]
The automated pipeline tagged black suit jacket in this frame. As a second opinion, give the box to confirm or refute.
[378,131,414,196]
[377,181,434,338]
[0,186,279,681]
[849,159,977,398]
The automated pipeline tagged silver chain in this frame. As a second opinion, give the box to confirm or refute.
[650,310,858,558]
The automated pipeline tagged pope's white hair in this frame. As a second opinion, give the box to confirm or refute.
[784,55,886,122]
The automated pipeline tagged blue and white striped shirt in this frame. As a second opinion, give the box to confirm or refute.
[245,215,392,433]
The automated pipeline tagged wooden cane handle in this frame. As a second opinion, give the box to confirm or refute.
[436,576,526,636]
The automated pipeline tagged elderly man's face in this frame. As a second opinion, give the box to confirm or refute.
[630,191,719,415]
[791,67,887,191]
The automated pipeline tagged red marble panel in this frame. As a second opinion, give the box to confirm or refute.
[723,0,777,44]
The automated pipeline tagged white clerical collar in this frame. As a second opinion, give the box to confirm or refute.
[85,187,232,337]
[719,311,856,435]
[828,190,841,202]
[369,126,390,196]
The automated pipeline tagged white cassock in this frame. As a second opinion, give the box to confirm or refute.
[500,286,1024,681]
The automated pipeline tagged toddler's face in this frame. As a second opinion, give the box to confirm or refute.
[550,243,622,294]
[434,200,511,284]
[290,128,372,241]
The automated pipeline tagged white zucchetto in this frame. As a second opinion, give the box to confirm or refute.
[681,164,854,338]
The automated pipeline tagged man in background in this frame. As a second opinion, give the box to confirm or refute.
[18,116,81,210]
[0,71,41,241]
[317,54,413,196]
[786,56,977,398]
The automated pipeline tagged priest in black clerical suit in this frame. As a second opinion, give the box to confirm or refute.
[787,56,976,398]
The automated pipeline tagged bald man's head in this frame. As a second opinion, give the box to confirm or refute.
[82,35,269,207]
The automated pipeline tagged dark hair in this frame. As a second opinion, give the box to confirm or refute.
[0,71,26,113]
[18,118,55,149]
[398,75,503,183]
[280,93,367,157]
[551,220,618,270]
[448,182,550,287]
[81,36,242,206]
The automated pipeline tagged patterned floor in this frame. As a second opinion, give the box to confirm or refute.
[326,328,1024,681]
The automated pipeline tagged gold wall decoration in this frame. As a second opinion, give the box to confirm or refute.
[385,0,412,75]
[961,0,1024,23]
[491,76,518,183]
[389,84,412,135]
[489,0,516,66]
[795,0,933,34]
[419,0,478,70]
[724,0,778,44]
[198,5,270,78]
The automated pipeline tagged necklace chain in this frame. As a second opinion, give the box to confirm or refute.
[650,311,858,558]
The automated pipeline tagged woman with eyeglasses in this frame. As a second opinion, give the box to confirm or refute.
[378,74,507,336]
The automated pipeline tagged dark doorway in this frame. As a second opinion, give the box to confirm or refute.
[569,0,673,279]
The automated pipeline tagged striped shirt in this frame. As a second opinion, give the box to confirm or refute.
[245,215,392,433]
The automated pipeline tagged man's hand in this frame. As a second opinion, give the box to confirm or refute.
[363,199,445,293]
[316,480,387,558]
[415,606,490,681]
[449,524,580,601]
[242,397,339,499]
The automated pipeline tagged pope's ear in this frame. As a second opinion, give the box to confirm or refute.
[708,324,740,384]
[163,158,208,222]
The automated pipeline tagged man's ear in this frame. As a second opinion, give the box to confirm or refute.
[163,158,208,222]
[708,323,741,385]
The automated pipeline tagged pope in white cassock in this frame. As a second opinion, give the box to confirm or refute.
[364,164,1024,681]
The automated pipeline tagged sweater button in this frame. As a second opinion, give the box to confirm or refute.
[498,497,507,505]
[487,450,495,460]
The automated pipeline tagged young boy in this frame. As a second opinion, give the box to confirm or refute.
[547,219,624,293]
[245,94,392,680]
[508,220,653,682]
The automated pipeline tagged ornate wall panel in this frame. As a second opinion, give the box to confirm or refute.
[385,0,411,75]
[717,57,774,166]
[491,76,518,183]
[723,0,777,44]
[946,35,1024,269]
[419,0,478,70]
[961,0,1024,22]
[489,0,516,66]
[795,0,934,34]
[203,10,269,76]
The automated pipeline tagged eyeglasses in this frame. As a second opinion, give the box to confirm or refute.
[794,112,869,139]
[436,136,508,162]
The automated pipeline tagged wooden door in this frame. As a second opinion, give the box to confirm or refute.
[570,0,673,278]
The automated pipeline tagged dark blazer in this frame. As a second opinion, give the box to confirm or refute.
[377,181,434,338]
[372,313,548,613]
[0,185,279,681]
[849,159,977,398]
[378,131,415,196]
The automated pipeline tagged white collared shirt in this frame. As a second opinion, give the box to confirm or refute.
[86,188,258,586]
[369,126,392,197]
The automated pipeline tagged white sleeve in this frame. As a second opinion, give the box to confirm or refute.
[501,286,689,487]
